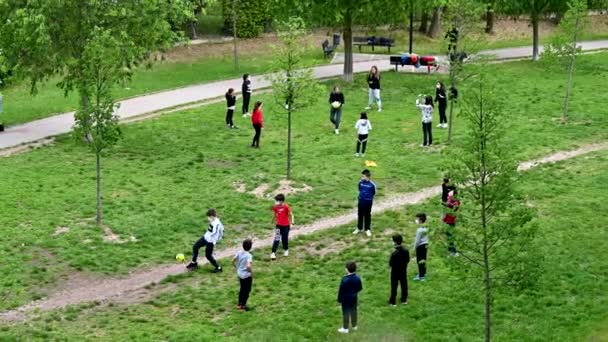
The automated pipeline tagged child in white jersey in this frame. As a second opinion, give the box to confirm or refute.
[354,112,372,157]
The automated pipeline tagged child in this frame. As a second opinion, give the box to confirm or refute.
[365,66,382,112]
[443,190,461,257]
[233,239,253,311]
[186,208,224,273]
[354,112,372,157]
[388,234,410,306]
[329,86,345,135]
[242,74,252,117]
[435,81,447,128]
[225,88,237,129]
[415,95,433,147]
[353,169,376,237]
[337,261,363,334]
[270,193,295,260]
[251,101,263,148]
[413,213,429,281]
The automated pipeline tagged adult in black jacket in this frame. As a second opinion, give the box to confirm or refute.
[241,74,252,116]
[388,234,410,305]
[329,86,345,134]
[435,81,448,128]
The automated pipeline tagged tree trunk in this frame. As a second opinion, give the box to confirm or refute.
[188,21,198,39]
[531,12,540,61]
[287,110,292,179]
[483,240,492,342]
[479,88,491,342]
[343,6,354,82]
[409,6,414,53]
[447,68,457,144]
[447,98,455,144]
[427,6,442,38]
[232,0,239,70]
[96,151,102,226]
[419,10,429,33]
[485,4,495,34]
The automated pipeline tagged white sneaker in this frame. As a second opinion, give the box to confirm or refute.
[335,129,339,135]
[270,253,277,260]
[284,250,289,257]
[365,230,372,237]
[364,106,372,110]
[355,153,360,157]
[437,123,443,128]
[338,328,349,334]
[444,123,449,128]
[353,229,362,235]
[361,154,365,157]
[352,326,358,331]
[377,108,382,112]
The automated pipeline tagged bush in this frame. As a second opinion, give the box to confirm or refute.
[221,0,271,38]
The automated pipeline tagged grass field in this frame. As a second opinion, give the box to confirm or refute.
[0,148,606,341]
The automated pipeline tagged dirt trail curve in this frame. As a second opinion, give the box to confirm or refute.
[1,142,607,322]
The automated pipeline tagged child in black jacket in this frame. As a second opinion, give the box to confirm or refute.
[337,261,363,334]
[225,88,237,129]
[389,234,410,305]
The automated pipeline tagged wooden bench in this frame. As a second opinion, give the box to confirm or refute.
[389,55,439,73]
[353,36,395,53]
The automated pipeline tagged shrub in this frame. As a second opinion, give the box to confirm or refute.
[221,0,271,38]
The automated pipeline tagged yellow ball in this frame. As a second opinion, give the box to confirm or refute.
[175,253,185,262]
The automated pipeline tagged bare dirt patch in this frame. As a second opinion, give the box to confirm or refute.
[101,225,137,244]
[53,226,70,236]
[232,179,313,199]
[270,179,313,198]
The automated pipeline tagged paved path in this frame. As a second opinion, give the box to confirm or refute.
[1,40,607,151]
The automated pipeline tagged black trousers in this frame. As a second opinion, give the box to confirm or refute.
[242,93,251,114]
[226,109,234,127]
[271,225,290,253]
[238,276,253,306]
[192,236,219,268]
[422,122,433,146]
[357,201,372,231]
[389,271,408,304]
[416,244,428,277]
[342,303,358,329]
[446,223,457,253]
[438,104,447,124]
[252,123,262,147]
[356,134,368,154]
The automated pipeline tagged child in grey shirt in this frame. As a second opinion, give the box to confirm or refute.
[413,213,429,281]
[233,239,253,311]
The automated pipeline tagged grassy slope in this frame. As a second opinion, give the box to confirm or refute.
[0,149,606,341]
[0,54,607,311]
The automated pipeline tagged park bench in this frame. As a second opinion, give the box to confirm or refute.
[322,33,341,58]
[353,36,395,53]
[389,54,439,73]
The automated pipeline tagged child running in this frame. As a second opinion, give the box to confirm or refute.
[416,95,434,147]
[186,208,224,273]
[233,239,253,311]
[225,88,237,129]
[337,261,363,334]
[413,213,429,281]
[354,112,372,157]
[270,193,295,260]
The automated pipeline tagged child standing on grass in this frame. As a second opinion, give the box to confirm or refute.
[365,66,382,112]
[388,234,410,306]
[242,73,252,117]
[225,88,237,129]
[186,208,224,273]
[270,193,295,260]
[233,239,253,311]
[251,101,263,148]
[435,81,448,128]
[416,95,434,147]
[337,261,363,334]
[329,86,345,135]
[443,190,461,257]
[354,112,372,157]
[353,169,376,237]
[413,213,429,281]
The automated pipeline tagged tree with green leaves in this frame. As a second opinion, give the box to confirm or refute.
[268,18,323,179]
[543,0,588,122]
[0,0,191,225]
[445,71,536,342]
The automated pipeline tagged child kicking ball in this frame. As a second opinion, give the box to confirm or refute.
[270,194,295,260]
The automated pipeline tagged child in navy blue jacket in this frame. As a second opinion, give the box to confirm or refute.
[337,261,363,334]
[354,169,377,237]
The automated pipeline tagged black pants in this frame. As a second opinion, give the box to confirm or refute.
[446,223,456,253]
[252,123,262,147]
[356,134,368,154]
[438,104,447,124]
[238,276,253,306]
[226,109,234,127]
[422,122,433,146]
[192,236,219,268]
[271,225,290,253]
[416,244,428,277]
[342,303,358,329]
[389,271,408,304]
[242,93,251,114]
[357,201,372,231]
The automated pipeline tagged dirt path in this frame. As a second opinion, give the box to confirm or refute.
[1,142,606,322]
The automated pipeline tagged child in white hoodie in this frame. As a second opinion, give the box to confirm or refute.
[355,112,372,157]
[187,208,224,273]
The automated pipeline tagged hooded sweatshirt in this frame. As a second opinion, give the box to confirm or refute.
[355,119,372,135]
[204,217,224,245]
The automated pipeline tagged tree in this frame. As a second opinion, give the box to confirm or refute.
[427,6,444,38]
[445,71,536,341]
[0,0,191,225]
[484,0,496,34]
[543,0,588,122]
[268,18,323,179]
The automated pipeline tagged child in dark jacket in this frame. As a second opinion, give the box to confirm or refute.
[337,261,363,334]
[389,234,410,305]
[225,88,237,129]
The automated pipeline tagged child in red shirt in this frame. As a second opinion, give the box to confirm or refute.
[442,190,460,256]
[251,101,263,148]
[271,193,295,260]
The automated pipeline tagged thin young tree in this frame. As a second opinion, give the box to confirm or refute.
[445,71,536,341]
[268,17,323,179]
[232,0,239,70]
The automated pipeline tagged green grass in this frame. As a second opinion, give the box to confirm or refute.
[0,53,607,313]
[1,149,606,341]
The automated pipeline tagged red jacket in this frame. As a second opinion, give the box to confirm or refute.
[252,108,263,127]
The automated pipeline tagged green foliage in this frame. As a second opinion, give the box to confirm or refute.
[543,0,588,65]
[222,0,271,38]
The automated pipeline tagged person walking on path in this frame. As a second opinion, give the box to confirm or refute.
[443,190,461,257]
[353,169,377,237]
[388,234,410,306]
[233,239,253,311]
[225,88,237,129]
[251,101,263,148]
[413,213,429,281]
[270,193,295,260]
[186,208,224,273]
[242,74,252,117]
[435,81,448,128]
[365,66,382,112]
[416,95,434,147]
[329,86,345,135]
[337,261,363,334]
[354,112,372,157]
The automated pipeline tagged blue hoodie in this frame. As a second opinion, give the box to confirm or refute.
[337,273,363,306]
[358,179,377,203]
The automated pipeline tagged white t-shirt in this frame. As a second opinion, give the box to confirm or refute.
[355,119,372,135]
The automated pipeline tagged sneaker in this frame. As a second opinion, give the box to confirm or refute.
[337,328,349,334]
[351,326,358,331]
[335,129,339,135]
[283,250,289,257]
[413,274,421,281]
[365,230,372,237]
[361,154,365,157]
[377,108,382,112]
[420,144,427,148]
[240,305,250,311]
[443,123,449,128]
[364,106,372,110]
[186,261,198,269]
[212,267,223,273]
[232,125,238,129]
[353,229,362,235]
[419,277,426,282]
[401,301,408,305]
[437,123,443,128]
[389,303,397,307]
[355,153,360,157]
[270,253,277,260]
